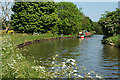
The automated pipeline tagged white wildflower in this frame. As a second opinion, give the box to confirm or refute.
[69,71,73,74]
[55,54,58,57]
[84,68,86,70]
[78,75,83,78]
[11,63,13,66]
[35,68,38,71]
[40,61,42,62]
[51,67,54,69]
[63,58,66,61]
[73,70,77,73]
[88,72,90,75]
[88,76,92,78]
[52,61,55,64]
[71,62,75,65]
[53,57,55,60]
[31,66,35,68]
[62,63,66,69]
[96,74,102,78]
[74,73,77,76]
[67,66,70,70]
[70,59,75,62]
[66,59,70,63]
[62,62,65,65]
[13,60,16,63]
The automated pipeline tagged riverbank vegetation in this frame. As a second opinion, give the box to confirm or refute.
[98,8,120,47]
[2,36,103,78]
[102,35,120,48]
[4,33,77,45]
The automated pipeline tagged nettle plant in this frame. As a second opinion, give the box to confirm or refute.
[2,36,103,78]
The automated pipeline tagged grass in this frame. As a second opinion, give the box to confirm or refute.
[3,33,77,45]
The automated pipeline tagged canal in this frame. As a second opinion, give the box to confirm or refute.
[22,35,119,78]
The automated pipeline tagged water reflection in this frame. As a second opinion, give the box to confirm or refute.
[101,45,119,78]
[22,35,119,78]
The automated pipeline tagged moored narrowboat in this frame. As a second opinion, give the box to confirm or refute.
[77,30,91,38]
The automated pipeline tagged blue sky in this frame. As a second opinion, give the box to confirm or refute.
[73,2,118,22]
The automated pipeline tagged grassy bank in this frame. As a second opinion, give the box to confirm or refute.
[102,35,120,48]
[3,33,77,45]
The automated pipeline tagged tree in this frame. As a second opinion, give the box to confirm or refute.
[0,0,13,32]
[11,1,60,34]
[82,16,94,31]
[93,22,103,34]
[57,2,83,35]
[98,8,120,37]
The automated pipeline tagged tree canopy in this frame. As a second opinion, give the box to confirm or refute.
[98,8,120,37]
[11,2,59,34]
[57,2,83,35]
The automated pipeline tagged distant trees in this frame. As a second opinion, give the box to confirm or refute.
[10,1,95,34]
[93,22,103,34]
[82,16,94,32]
[98,8,120,37]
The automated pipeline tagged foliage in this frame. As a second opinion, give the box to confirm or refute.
[102,35,120,47]
[57,2,95,35]
[82,16,95,32]
[57,2,83,35]
[57,2,82,34]
[11,2,60,34]
[10,1,95,34]
[1,36,53,78]
[93,22,103,34]
[98,8,120,37]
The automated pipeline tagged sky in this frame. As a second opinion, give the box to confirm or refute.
[73,2,118,22]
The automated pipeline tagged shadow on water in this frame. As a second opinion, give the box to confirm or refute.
[21,35,120,78]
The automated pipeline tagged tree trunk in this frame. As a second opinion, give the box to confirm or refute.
[5,27,9,33]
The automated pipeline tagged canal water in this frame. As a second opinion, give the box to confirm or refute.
[22,35,119,78]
